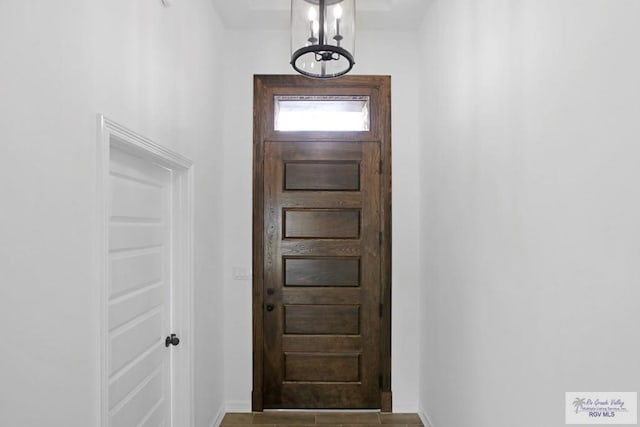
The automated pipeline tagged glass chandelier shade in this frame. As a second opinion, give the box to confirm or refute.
[291,0,356,78]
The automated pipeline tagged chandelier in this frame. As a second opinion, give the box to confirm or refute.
[290,0,356,78]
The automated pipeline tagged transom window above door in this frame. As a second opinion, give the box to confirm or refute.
[274,95,370,131]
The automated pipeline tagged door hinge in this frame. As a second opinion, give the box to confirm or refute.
[378,160,383,174]
[378,231,382,246]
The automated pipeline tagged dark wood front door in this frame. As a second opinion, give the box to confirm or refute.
[253,75,392,411]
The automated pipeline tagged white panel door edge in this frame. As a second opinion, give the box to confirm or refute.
[97,115,194,427]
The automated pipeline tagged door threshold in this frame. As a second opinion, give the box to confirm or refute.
[263,409,381,413]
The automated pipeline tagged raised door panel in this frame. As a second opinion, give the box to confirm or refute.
[284,209,361,239]
[108,148,172,426]
[262,140,381,409]
[284,258,360,287]
[284,161,360,191]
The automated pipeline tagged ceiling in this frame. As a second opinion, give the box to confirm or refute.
[210,0,432,31]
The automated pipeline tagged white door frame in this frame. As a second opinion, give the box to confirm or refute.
[97,115,194,427]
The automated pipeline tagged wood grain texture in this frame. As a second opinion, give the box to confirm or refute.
[378,77,393,406]
[282,335,362,353]
[252,75,267,411]
[284,209,360,239]
[253,75,392,410]
[284,305,360,335]
[282,287,360,305]
[315,413,381,425]
[379,414,422,424]
[220,411,424,427]
[284,353,360,382]
[284,258,360,287]
[381,392,393,413]
[285,161,360,191]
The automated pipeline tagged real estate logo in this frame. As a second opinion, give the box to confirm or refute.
[566,392,637,424]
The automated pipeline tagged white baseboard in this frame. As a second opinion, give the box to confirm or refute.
[209,404,226,427]
[418,404,435,427]
[209,400,251,427]
[225,400,252,412]
[392,401,419,413]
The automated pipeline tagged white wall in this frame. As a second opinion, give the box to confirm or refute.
[0,1,226,426]
[10,1,636,424]
[418,1,640,426]
[220,29,422,412]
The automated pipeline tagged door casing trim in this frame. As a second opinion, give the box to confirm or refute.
[252,75,392,412]
[96,115,195,427]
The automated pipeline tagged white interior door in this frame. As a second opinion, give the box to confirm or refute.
[107,147,174,427]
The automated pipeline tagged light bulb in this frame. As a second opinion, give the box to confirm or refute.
[312,20,319,34]
[308,7,317,21]
[334,4,343,20]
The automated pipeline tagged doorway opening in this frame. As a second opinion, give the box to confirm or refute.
[252,75,392,411]
[97,116,194,427]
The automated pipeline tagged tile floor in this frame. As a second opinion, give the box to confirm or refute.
[221,412,423,427]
